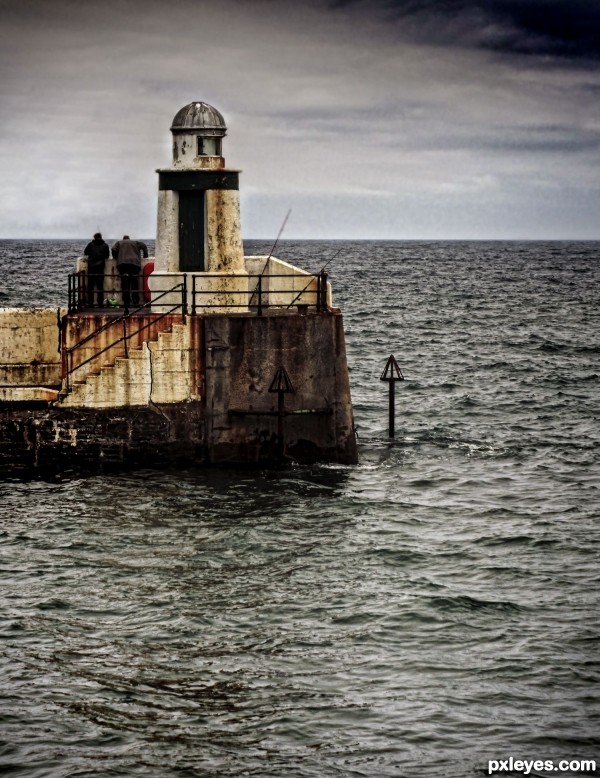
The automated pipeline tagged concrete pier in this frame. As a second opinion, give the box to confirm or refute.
[0,102,358,477]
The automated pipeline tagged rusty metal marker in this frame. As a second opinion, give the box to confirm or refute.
[229,365,332,463]
[269,366,295,459]
[380,355,404,438]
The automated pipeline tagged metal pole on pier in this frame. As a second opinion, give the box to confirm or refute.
[380,355,404,438]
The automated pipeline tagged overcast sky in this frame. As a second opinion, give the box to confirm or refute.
[1,0,599,239]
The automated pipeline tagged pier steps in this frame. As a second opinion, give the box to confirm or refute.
[66,313,176,388]
[60,322,199,408]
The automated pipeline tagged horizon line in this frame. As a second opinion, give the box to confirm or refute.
[1,236,600,242]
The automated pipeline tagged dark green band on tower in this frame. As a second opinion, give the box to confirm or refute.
[158,171,239,191]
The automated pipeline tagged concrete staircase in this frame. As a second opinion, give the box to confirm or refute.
[60,322,198,408]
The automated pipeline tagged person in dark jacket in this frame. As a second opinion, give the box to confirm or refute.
[111,235,149,311]
[84,232,110,307]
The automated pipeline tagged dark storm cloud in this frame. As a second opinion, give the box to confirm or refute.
[333,0,600,61]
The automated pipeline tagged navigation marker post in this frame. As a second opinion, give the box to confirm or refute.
[380,355,404,438]
[268,366,295,460]
[229,365,333,463]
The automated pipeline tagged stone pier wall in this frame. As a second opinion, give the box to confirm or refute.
[0,310,357,477]
[0,403,204,478]
[203,312,357,464]
[0,308,64,389]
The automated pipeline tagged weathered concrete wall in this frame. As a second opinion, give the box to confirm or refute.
[0,403,204,478]
[205,189,245,273]
[244,256,333,309]
[171,133,224,170]
[155,190,179,273]
[203,312,357,464]
[0,308,65,389]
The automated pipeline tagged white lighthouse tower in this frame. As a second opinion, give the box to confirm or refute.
[153,101,247,308]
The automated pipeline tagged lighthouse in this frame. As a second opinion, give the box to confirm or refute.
[153,102,247,311]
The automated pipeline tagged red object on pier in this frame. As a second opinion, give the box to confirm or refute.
[143,260,155,302]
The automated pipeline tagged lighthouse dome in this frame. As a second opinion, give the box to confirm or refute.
[170,102,227,137]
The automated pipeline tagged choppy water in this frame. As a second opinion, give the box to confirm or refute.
[1,240,599,777]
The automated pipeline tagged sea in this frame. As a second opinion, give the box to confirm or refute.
[0,239,598,778]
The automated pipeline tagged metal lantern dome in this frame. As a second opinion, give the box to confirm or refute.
[170,102,227,137]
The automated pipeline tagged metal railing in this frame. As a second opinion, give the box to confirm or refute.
[68,270,190,315]
[62,278,186,394]
[68,271,330,316]
[190,272,329,315]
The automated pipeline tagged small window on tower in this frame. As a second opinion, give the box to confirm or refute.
[197,137,221,156]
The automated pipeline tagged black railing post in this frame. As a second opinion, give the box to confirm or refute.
[257,275,263,316]
[182,274,188,320]
[70,272,79,313]
[122,319,129,358]
[319,271,328,311]
[191,275,196,316]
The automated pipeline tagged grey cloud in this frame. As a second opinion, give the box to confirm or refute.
[331,0,600,62]
[397,124,600,154]
[478,124,600,153]
[253,100,431,136]
[0,0,599,238]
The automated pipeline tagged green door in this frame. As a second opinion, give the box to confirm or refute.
[178,190,205,271]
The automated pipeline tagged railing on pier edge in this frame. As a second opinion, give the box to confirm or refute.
[62,270,330,395]
[68,270,330,316]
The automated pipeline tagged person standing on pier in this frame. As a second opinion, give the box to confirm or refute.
[84,232,110,307]
[111,235,149,311]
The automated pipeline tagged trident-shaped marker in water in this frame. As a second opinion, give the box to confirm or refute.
[380,355,404,438]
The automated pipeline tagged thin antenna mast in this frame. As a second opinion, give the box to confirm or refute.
[260,208,291,276]
[249,209,292,307]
